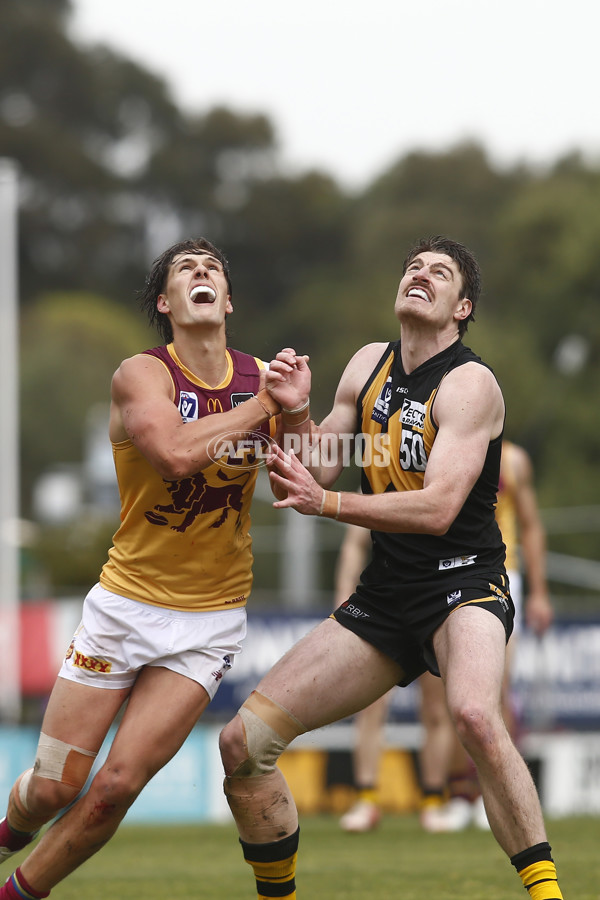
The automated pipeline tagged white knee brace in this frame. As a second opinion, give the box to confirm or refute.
[233,691,306,777]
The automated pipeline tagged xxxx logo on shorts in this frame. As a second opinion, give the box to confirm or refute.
[72,651,112,674]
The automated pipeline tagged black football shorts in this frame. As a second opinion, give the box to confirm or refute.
[332,568,514,686]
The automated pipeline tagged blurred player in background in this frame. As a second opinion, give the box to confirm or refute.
[333,524,386,832]
[219,236,564,900]
[339,439,554,833]
[331,525,446,834]
[0,238,285,900]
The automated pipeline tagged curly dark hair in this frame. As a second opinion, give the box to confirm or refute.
[140,238,232,344]
[402,236,481,337]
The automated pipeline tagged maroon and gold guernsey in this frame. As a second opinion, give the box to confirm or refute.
[100,344,275,612]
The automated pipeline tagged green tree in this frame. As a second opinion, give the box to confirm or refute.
[483,155,600,519]
[20,291,150,514]
[0,0,181,302]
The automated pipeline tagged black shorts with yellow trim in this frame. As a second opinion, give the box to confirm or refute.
[331,569,514,687]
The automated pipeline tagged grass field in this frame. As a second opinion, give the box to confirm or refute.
[9,812,594,899]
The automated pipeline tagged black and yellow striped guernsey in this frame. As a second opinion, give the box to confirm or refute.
[357,338,506,581]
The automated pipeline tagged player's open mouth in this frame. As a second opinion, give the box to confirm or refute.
[407,287,431,302]
[190,285,217,303]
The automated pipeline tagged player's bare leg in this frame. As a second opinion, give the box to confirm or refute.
[220,617,402,899]
[436,606,563,899]
[0,667,210,898]
[0,676,129,872]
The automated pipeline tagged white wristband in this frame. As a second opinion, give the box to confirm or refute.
[281,399,310,415]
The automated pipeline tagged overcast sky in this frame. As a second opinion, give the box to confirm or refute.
[68,0,600,190]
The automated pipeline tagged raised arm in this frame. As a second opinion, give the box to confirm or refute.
[109,354,279,480]
[267,343,386,488]
[268,361,505,532]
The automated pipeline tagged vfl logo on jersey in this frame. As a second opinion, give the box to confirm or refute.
[447,590,462,606]
[230,392,254,407]
[371,376,392,425]
[207,397,224,414]
[179,391,199,422]
[400,398,426,430]
[439,555,477,570]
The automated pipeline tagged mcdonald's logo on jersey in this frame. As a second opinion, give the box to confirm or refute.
[179,391,199,422]
[207,397,224,414]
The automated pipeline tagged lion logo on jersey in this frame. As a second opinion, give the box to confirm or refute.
[145,468,251,533]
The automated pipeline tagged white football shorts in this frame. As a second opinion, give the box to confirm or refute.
[58,583,247,699]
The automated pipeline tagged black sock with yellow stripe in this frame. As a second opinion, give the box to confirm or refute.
[420,788,445,811]
[511,842,564,900]
[356,786,378,805]
[240,827,299,899]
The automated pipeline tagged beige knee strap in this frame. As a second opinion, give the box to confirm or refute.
[35,732,97,790]
[233,691,306,777]
[18,769,34,811]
